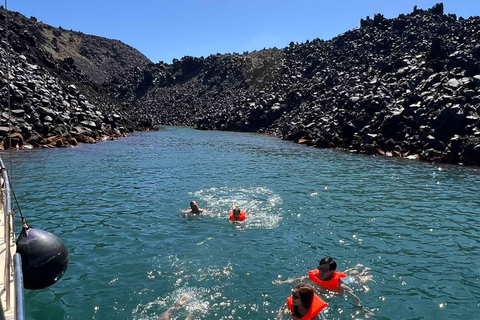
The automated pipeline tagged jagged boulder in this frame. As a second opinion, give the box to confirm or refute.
[4,132,24,149]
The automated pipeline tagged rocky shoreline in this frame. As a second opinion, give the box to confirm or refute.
[0,46,138,149]
[1,3,480,164]
[0,7,155,150]
[109,3,480,165]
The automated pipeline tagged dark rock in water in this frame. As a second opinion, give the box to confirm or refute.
[26,133,43,146]
[341,121,357,145]
[421,148,443,161]
[460,138,480,164]
[68,137,78,146]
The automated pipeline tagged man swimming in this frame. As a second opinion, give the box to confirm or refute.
[182,201,207,214]
[273,257,373,317]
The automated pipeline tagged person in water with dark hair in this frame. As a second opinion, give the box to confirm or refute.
[273,256,373,317]
[229,202,247,221]
[275,283,328,320]
[308,256,346,291]
[182,201,207,214]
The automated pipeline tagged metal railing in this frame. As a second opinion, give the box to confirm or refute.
[13,254,23,320]
[0,158,24,320]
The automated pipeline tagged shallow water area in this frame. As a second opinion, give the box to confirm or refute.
[3,126,479,320]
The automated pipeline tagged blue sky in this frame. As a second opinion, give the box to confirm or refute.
[7,0,480,63]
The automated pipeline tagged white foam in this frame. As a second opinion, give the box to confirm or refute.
[192,186,283,229]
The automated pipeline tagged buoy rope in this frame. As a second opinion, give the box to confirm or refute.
[4,0,13,182]
[7,177,26,223]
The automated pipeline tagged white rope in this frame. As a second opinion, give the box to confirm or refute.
[4,0,13,181]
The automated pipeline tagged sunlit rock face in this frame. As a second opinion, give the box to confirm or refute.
[2,4,479,164]
[0,7,154,149]
[113,3,479,165]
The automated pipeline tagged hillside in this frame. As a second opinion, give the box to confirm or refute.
[1,3,479,165]
[108,3,480,165]
[0,7,153,148]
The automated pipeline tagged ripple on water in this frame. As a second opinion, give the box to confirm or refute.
[7,128,480,320]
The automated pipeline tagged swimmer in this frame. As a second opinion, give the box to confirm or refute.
[275,283,328,320]
[273,257,373,317]
[308,256,349,291]
[182,201,207,214]
[229,203,247,221]
[158,295,192,320]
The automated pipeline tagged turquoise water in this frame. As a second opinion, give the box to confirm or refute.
[3,126,480,320]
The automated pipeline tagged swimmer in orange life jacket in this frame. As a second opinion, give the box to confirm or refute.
[273,257,370,312]
[275,283,328,320]
[229,203,247,221]
[308,256,347,291]
[182,201,207,214]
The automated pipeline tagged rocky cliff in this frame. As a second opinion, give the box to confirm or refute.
[1,3,479,165]
[110,3,480,165]
[0,7,153,149]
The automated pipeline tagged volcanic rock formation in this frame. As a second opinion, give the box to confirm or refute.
[109,3,480,165]
[1,3,480,165]
[0,7,153,149]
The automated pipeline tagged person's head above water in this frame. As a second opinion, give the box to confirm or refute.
[317,256,336,281]
[233,207,241,218]
[291,283,315,318]
[190,201,200,213]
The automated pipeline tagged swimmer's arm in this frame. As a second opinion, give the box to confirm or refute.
[274,305,286,320]
[272,275,307,284]
[340,283,375,318]
[158,306,177,320]
[340,282,362,306]
[343,265,359,275]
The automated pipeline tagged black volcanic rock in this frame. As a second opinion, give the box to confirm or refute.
[0,7,155,149]
[1,3,480,165]
[103,3,479,165]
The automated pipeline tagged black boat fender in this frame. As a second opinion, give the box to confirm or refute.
[16,220,69,290]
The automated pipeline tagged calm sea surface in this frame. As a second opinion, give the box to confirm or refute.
[3,126,480,320]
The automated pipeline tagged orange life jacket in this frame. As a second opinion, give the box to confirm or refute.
[229,211,246,221]
[308,269,346,291]
[286,293,328,320]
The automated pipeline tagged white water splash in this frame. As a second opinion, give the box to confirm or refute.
[192,186,283,229]
[132,287,210,320]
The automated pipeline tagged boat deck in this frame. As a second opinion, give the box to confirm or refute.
[0,177,16,320]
